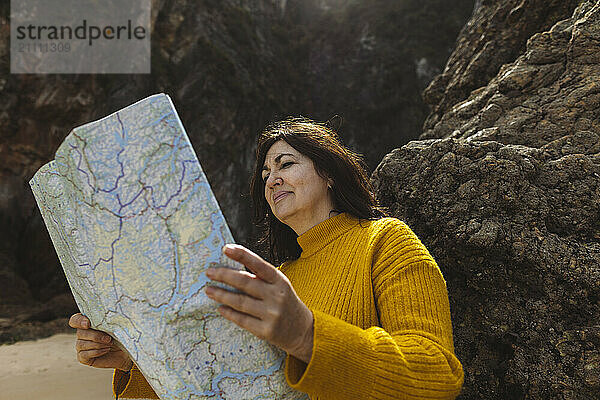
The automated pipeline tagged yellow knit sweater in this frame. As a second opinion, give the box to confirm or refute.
[113,212,463,399]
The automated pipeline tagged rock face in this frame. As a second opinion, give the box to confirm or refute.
[373,1,600,398]
[0,0,473,341]
[422,0,581,134]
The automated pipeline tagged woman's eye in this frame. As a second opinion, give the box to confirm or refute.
[262,162,292,183]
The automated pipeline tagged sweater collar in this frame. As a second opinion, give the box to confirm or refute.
[296,212,360,258]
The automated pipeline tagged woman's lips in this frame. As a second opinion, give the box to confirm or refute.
[273,191,290,203]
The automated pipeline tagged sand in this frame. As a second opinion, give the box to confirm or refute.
[0,333,115,400]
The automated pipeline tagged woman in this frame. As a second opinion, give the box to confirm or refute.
[69,117,464,399]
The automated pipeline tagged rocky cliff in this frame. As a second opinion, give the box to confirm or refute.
[0,0,473,341]
[372,1,599,398]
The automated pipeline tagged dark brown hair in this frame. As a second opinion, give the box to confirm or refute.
[250,116,387,265]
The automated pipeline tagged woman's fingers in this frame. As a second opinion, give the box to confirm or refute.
[209,244,314,361]
[76,327,113,344]
[69,313,113,344]
[76,338,112,351]
[69,313,132,370]
[78,347,111,364]
[222,244,278,284]
[206,268,265,299]
[216,305,265,337]
[68,313,90,329]
[206,286,264,318]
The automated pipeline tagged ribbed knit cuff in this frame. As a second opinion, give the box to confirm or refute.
[113,367,131,398]
[112,364,158,399]
[285,309,377,399]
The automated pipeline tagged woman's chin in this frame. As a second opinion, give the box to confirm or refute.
[273,207,295,225]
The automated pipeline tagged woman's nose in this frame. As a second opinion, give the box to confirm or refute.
[266,174,283,188]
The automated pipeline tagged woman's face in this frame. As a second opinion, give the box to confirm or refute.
[262,140,334,232]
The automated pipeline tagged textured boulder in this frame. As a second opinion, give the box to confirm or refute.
[423,0,580,133]
[373,139,600,398]
[373,1,600,398]
[423,0,600,144]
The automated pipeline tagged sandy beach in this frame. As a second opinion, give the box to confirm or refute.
[0,333,114,400]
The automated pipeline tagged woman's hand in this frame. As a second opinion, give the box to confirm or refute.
[68,313,133,371]
[205,244,314,363]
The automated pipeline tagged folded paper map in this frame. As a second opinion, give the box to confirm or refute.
[29,93,306,400]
